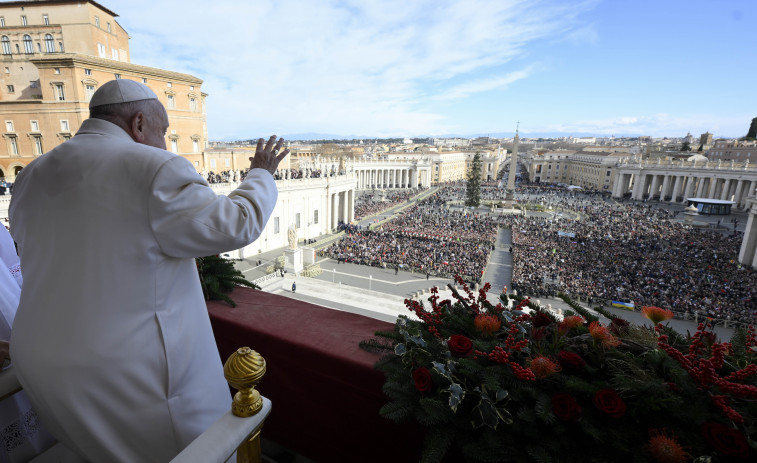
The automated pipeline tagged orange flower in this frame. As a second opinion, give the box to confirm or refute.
[646,429,689,463]
[558,315,585,334]
[642,306,675,325]
[588,321,621,348]
[474,313,502,335]
[528,356,561,379]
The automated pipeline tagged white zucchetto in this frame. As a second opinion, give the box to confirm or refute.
[89,79,159,109]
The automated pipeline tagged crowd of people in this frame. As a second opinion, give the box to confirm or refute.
[327,179,756,325]
[203,167,330,184]
[324,188,503,281]
[508,189,756,326]
[354,189,420,220]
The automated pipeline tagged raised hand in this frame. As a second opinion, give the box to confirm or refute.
[250,135,290,175]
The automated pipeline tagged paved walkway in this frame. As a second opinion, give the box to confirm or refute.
[481,228,512,293]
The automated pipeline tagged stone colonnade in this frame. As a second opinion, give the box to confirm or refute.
[353,167,419,189]
[328,188,354,229]
[739,198,757,269]
[612,163,757,210]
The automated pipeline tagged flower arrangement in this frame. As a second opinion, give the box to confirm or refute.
[361,277,757,463]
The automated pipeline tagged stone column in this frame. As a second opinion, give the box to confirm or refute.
[671,175,683,202]
[720,179,732,201]
[649,175,661,199]
[660,175,671,200]
[732,180,745,208]
[341,191,349,224]
[695,177,706,197]
[331,193,339,229]
[348,189,354,222]
[739,198,757,269]
[707,177,718,198]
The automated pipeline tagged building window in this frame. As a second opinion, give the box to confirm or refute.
[0,17,5,27]
[43,15,49,25]
[274,217,280,234]
[60,120,69,131]
[194,161,199,167]
[36,42,41,53]
[21,15,27,26]
[6,85,13,93]
[5,121,14,132]
[54,67,60,74]
[85,84,96,100]
[107,22,111,33]
[170,138,178,153]
[111,48,118,60]
[1,36,9,55]
[94,16,99,28]
[32,135,43,155]
[54,84,65,101]
[97,43,105,57]
[167,94,175,109]
[30,120,38,131]
[166,82,172,87]
[142,78,147,83]
[84,68,91,75]
[314,210,319,224]
[224,158,230,167]
[59,42,63,52]
[23,35,33,54]
[114,73,121,79]
[189,97,196,112]
[210,158,216,169]
[45,34,55,53]
[192,139,199,153]
[8,136,18,155]
[61,134,71,141]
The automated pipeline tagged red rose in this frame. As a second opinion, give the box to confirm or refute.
[702,421,749,458]
[592,388,626,418]
[447,335,473,357]
[557,350,585,372]
[412,367,432,392]
[552,393,581,422]
[532,311,553,328]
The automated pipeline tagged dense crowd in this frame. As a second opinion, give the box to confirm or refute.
[329,179,756,325]
[324,190,501,280]
[354,190,420,220]
[508,193,756,325]
[203,168,329,184]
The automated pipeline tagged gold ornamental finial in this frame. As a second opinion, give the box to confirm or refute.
[223,347,266,417]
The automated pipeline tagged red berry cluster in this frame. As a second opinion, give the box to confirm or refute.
[658,323,757,424]
[475,346,535,381]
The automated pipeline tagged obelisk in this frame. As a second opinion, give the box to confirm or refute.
[504,124,520,209]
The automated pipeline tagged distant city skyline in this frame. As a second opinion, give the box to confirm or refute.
[105,0,756,140]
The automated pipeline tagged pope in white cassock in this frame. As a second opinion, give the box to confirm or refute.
[8,80,289,462]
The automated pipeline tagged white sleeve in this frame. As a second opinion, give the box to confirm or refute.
[148,156,278,258]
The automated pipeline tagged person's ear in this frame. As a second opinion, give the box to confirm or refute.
[129,111,147,143]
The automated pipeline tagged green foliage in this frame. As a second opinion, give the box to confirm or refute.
[363,283,757,462]
[196,255,259,307]
[465,152,482,207]
[745,116,757,140]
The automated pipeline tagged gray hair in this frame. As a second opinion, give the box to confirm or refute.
[89,99,161,131]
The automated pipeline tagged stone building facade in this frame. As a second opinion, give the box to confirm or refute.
[0,0,207,181]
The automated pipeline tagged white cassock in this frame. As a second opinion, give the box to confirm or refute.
[0,226,56,463]
[9,118,278,462]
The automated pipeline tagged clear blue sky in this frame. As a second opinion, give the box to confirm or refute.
[104,0,756,140]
